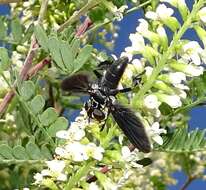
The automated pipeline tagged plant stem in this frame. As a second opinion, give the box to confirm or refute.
[0,0,49,117]
[20,0,49,81]
[132,0,205,107]
[65,161,94,190]
[57,0,101,32]
[181,176,196,190]
[0,159,46,165]
[0,0,20,3]
[83,0,152,37]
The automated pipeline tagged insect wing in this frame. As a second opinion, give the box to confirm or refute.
[111,103,151,153]
[61,74,90,93]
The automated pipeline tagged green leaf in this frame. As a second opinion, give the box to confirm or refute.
[11,18,23,42]
[89,7,105,22]
[48,37,66,71]
[47,117,68,137]
[34,25,49,52]
[21,23,34,43]
[71,38,80,57]
[20,81,35,101]
[39,107,58,126]
[13,145,29,159]
[154,127,206,153]
[73,45,93,72]
[60,41,74,72]
[0,47,9,73]
[65,161,93,190]
[30,95,45,114]
[26,142,42,159]
[0,18,6,39]
[0,144,14,159]
[41,145,52,159]
[95,171,115,190]
[159,102,173,115]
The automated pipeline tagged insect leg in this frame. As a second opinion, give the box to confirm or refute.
[132,70,146,87]
[109,87,132,96]
[100,109,110,131]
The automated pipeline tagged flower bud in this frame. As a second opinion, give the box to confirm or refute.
[153,80,175,94]
[156,93,182,108]
[170,62,204,76]
[16,45,28,54]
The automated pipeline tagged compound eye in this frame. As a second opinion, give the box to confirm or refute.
[93,109,105,121]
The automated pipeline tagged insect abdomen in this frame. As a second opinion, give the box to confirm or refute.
[101,57,128,89]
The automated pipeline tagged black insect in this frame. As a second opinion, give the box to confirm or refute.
[61,57,151,153]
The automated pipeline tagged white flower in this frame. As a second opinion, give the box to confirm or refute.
[148,122,166,145]
[64,142,88,162]
[184,65,204,76]
[89,182,100,190]
[112,5,128,21]
[123,64,134,78]
[157,94,182,108]
[123,149,145,168]
[182,41,203,65]
[144,94,160,109]
[198,7,206,23]
[41,169,50,176]
[86,143,104,161]
[121,146,131,160]
[56,130,69,139]
[156,25,167,37]
[46,160,65,173]
[125,33,145,53]
[56,123,85,141]
[160,0,186,7]
[120,51,133,61]
[169,72,186,84]
[117,5,128,20]
[56,173,67,181]
[12,51,23,68]
[55,147,67,157]
[33,173,44,184]
[173,83,189,90]
[145,66,153,77]
[146,4,174,21]
[175,89,187,99]
[5,113,15,122]
[136,19,149,34]
[132,59,145,72]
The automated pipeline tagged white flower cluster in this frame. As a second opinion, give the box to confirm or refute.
[34,160,67,184]
[55,109,104,162]
[119,1,206,149]
[34,109,105,185]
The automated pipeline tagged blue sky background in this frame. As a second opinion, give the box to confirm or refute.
[0,1,206,189]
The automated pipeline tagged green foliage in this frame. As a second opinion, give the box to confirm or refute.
[0,17,7,39]
[34,25,49,52]
[0,47,9,74]
[17,80,69,142]
[0,142,52,161]
[11,18,23,43]
[34,25,93,74]
[155,127,206,153]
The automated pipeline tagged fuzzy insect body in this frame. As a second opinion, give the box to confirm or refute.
[61,57,151,153]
